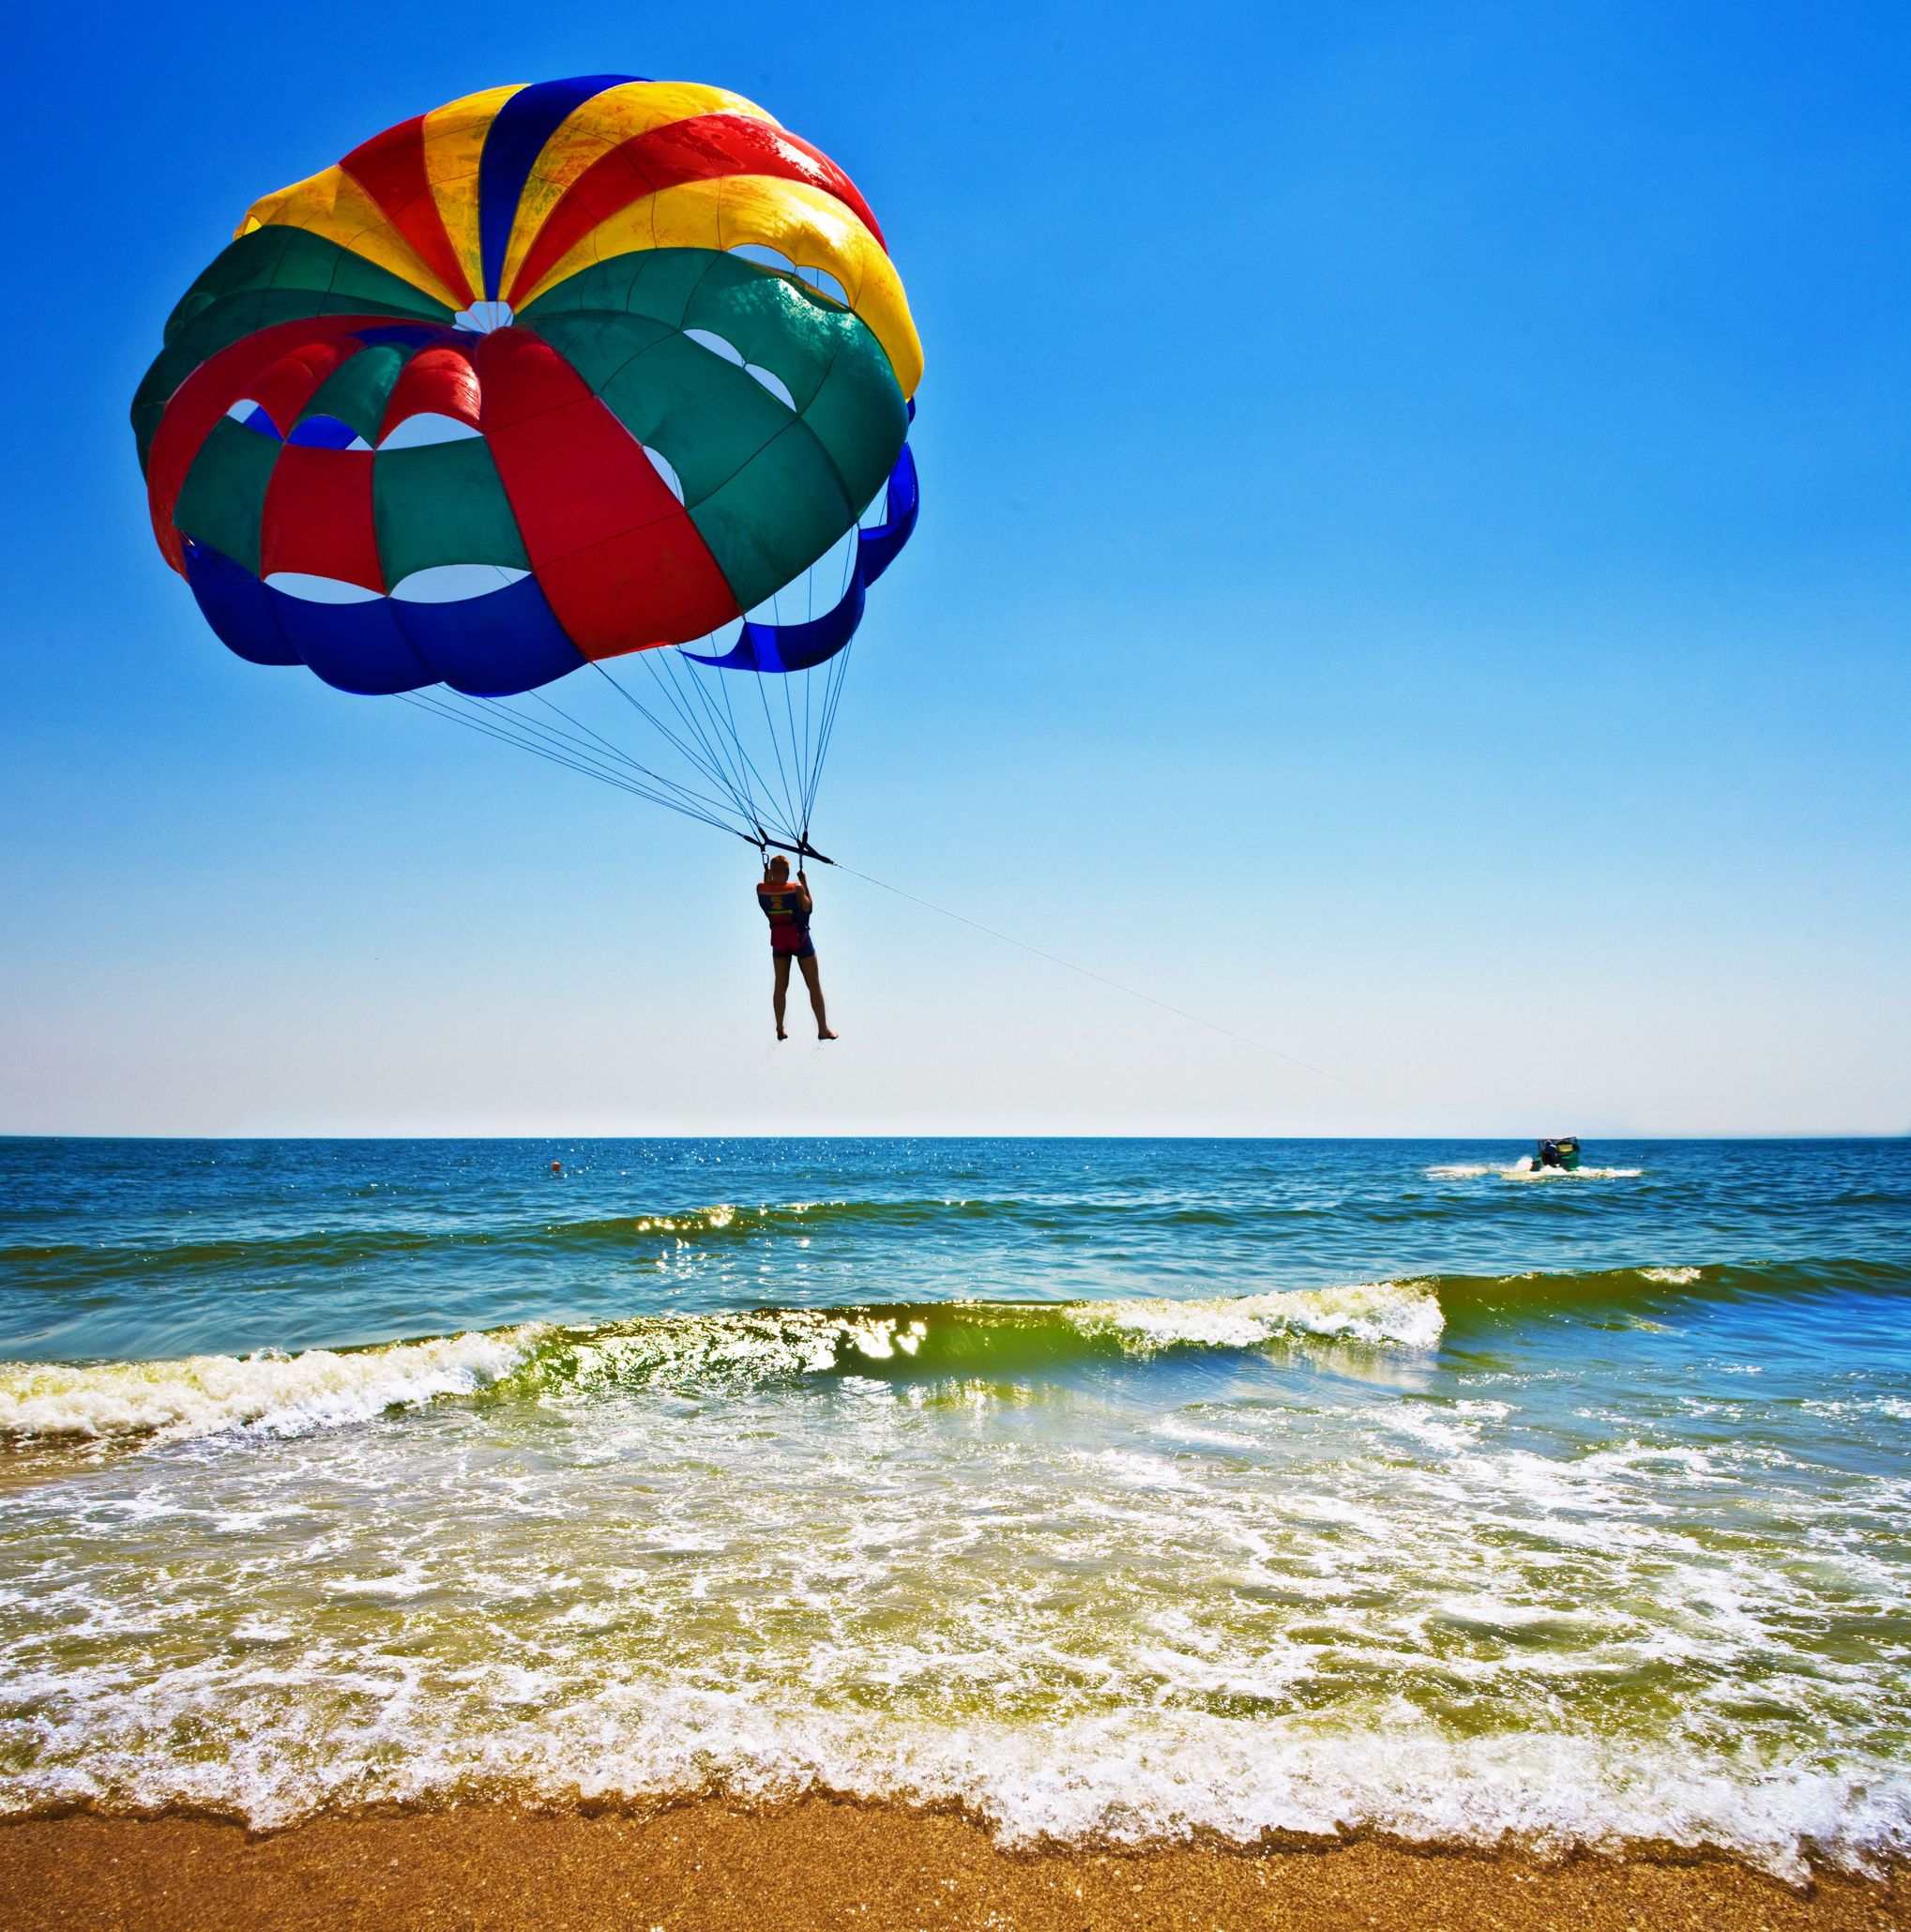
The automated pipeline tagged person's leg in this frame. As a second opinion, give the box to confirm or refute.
[772,953,792,1039]
[797,953,836,1039]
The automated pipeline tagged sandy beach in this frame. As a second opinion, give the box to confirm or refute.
[0,1800,1903,1932]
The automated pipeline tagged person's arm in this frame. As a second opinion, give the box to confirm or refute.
[796,870,813,912]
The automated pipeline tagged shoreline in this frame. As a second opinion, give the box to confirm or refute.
[0,1799,1903,1931]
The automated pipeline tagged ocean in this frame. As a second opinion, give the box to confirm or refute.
[0,1136,1905,1879]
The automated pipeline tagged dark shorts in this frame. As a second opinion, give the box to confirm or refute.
[770,932,815,962]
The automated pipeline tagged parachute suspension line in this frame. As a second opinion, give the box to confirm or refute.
[395,692,744,841]
[463,699,697,808]
[635,646,796,846]
[633,648,750,821]
[706,641,796,838]
[796,661,831,840]
[659,646,796,843]
[398,692,648,802]
[510,689,744,824]
[396,513,884,856]
[628,651,763,827]
[781,663,805,838]
[799,663,815,842]
[802,643,855,835]
[749,659,806,844]
[831,862,1410,1112]
[518,687,682,785]
[399,680,838,863]
[699,653,809,853]
[811,520,863,829]
[590,657,770,840]
[413,694,741,836]
[587,657,736,805]
[820,648,855,808]
[705,654,772,830]
[467,689,738,827]
[800,522,852,829]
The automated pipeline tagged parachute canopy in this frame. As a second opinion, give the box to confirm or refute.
[132,77,921,856]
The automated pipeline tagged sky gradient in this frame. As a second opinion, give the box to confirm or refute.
[3,0,1906,1135]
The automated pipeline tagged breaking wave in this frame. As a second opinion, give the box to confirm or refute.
[0,1281,1439,1448]
[4,1255,1902,1450]
[0,1328,536,1445]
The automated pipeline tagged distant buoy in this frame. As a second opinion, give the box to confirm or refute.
[550,1161,564,1176]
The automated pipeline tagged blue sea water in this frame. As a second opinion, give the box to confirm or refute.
[0,1137,1906,1874]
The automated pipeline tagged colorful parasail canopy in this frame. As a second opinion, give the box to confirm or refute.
[131,77,922,714]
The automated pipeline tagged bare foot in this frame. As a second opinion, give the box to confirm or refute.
[776,1027,788,1041]
[818,1027,839,1041]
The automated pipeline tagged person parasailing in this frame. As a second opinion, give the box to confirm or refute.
[757,854,836,1042]
[129,77,923,1041]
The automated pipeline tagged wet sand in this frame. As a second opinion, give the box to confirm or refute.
[0,1800,1903,1931]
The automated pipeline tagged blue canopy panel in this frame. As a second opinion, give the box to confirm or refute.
[859,441,918,587]
[392,576,586,695]
[477,76,644,301]
[183,540,302,665]
[182,540,587,696]
[684,440,918,676]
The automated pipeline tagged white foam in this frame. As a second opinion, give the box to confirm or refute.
[542,1308,923,1391]
[519,1285,1445,1401]
[0,1329,540,1446]
[1068,1281,1444,1353]
[6,1683,1903,1880]
[1427,1163,1643,1180]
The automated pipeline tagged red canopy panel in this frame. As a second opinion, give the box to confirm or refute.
[475,328,739,655]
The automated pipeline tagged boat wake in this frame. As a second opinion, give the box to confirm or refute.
[1426,1162,1644,1179]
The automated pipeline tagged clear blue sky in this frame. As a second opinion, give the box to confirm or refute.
[3,0,1906,1136]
